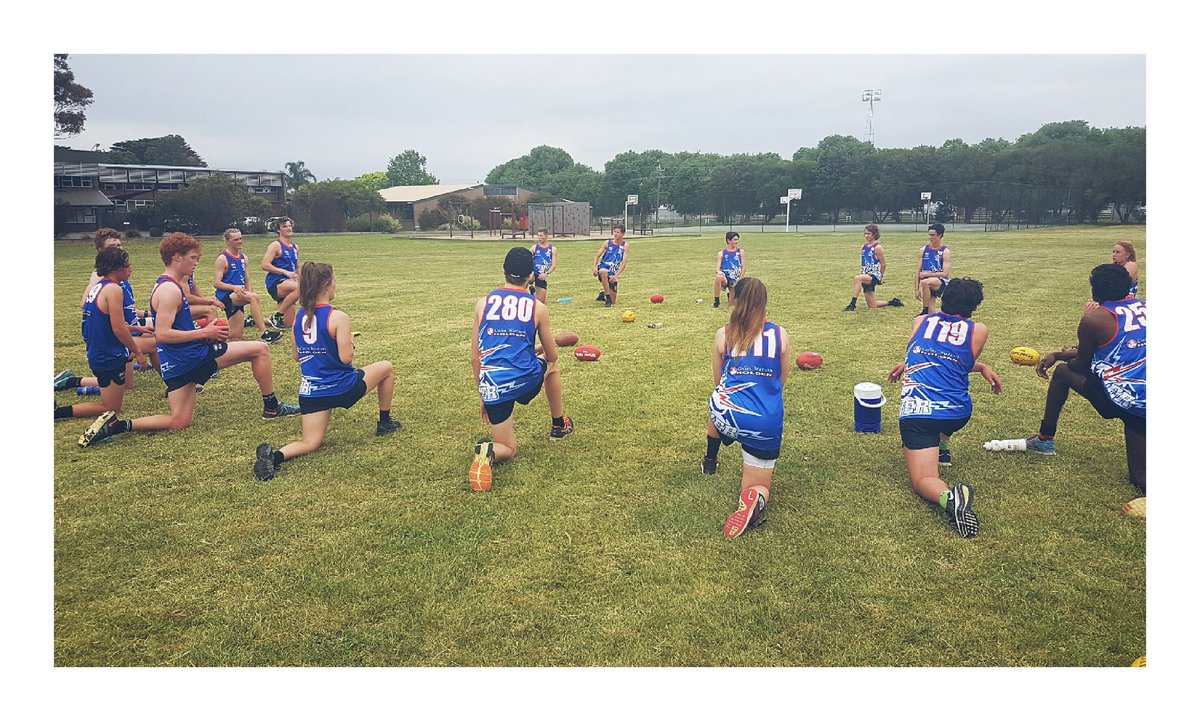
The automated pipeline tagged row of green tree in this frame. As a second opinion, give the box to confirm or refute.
[484,122,1145,224]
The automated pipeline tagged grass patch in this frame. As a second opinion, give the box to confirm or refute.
[54,226,1145,666]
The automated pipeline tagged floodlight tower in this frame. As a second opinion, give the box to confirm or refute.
[862,89,882,145]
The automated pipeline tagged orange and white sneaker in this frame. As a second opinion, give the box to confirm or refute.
[1122,497,1146,518]
[723,487,765,539]
[549,416,574,440]
[469,440,495,492]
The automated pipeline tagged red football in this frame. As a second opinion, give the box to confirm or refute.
[214,319,228,327]
[796,351,823,370]
[574,345,601,361]
[555,331,579,347]
[650,294,665,304]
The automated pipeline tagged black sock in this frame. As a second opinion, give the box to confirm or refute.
[112,419,132,434]
[65,377,83,389]
[848,298,857,308]
[552,416,565,428]
[54,406,74,420]
[706,435,721,459]
[272,450,286,467]
[379,410,391,424]
[263,393,279,410]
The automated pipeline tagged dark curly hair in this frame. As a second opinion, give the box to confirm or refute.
[940,277,984,318]
[1090,263,1132,303]
[95,247,129,277]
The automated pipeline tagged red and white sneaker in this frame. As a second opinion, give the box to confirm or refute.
[723,487,765,539]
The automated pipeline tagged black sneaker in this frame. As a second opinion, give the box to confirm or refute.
[243,313,254,326]
[714,300,721,309]
[54,370,77,392]
[724,487,766,539]
[549,416,574,439]
[939,448,952,466]
[595,291,608,302]
[604,296,613,307]
[260,330,283,344]
[269,312,286,329]
[253,443,276,481]
[843,302,856,312]
[376,419,402,436]
[262,401,301,420]
[946,483,979,538]
[887,298,904,307]
[701,457,719,475]
[78,410,118,447]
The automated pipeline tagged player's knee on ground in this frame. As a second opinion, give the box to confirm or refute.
[168,414,193,431]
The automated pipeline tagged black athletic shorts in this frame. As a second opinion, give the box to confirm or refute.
[89,356,130,388]
[529,277,548,290]
[863,275,882,293]
[483,359,547,425]
[266,281,287,303]
[164,343,227,393]
[299,369,368,414]
[899,416,971,450]
[1080,371,1146,434]
[714,430,781,461]
[219,293,246,318]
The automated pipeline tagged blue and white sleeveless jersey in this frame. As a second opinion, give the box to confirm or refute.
[709,322,785,452]
[120,280,137,325]
[295,304,359,398]
[720,249,744,284]
[899,313,977,420]
[215,251,247,303]
[920,244,947,274]
[861,243,882,279]
[82,279,129,369]
[531,243,555,275]
[265,240,299,293]
[1093,298,1147,416]
[477,288,542,405]
[1128,278,1138,298]
[152,275,208,380]
[597,240,627,274]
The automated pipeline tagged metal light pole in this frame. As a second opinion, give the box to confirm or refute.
[862,89,882,145]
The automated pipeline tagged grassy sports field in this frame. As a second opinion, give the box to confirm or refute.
[53,225,1145,666]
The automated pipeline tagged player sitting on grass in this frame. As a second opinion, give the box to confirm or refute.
[844,224,903,311]
[54,247,151,424]
[592,224,629,307]
[214,227,282,343]
[528,227,558,305]
[1013,264,1146,508]
[713,231,745,308]
[887,277,1001,539]
[701,277,791,539]
[470,247,574,491]
[57,229,159,391]
[262,217,301,331]
[78,233,300,447]
[253,262,401,481]
[914,223,952,316]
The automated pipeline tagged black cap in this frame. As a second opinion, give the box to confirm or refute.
[504,247,535,279]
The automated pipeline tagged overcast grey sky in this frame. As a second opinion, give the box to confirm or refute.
[62,54,1144,184]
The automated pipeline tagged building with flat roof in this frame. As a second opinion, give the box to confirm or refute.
[53,147,286,236]
[378,184,543,230]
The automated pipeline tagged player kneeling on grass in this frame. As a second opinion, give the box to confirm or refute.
[79,233,300,447]
[844,224,903,311]
[253,262,402,481]
[214,227,282,343]
[592,224,629,307]
[713,231,746,308]
[887,278,1001,539]
[528,227,557,305]
[54,247,151,424]
[701,277,791,539]
[470,247,574,491]
[1012,264,1146,509]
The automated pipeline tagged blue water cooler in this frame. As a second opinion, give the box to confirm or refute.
[853,382,886,433]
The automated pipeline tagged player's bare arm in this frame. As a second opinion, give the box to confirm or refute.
[779,326,791,384]
[331,309,354,366]
[535,302,558,366]
[101,283,147,368]
[712,327,727,386]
